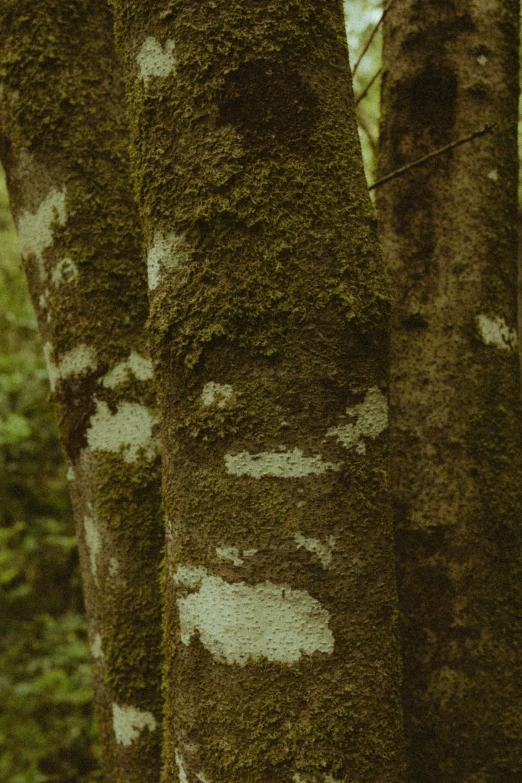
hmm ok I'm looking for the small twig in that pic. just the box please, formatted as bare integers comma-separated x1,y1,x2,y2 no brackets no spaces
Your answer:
357,113,378,152
368,124,495,191
355,66,382,106
352,0,393,78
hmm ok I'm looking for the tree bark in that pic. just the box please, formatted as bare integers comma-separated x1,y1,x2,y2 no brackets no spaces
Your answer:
111,1,405,781
378,0,522,780
0,3,163,780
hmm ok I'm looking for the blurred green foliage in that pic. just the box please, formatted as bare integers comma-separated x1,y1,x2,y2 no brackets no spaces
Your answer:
0,167,100,782
344,0,383,185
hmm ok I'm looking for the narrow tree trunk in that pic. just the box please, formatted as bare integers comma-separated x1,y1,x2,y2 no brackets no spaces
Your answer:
111,2,405,781
518,214,522,391
378,1,522,780
0,3,163,780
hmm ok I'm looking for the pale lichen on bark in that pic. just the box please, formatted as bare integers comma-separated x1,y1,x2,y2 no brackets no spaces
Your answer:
112,1,405,781
0,2,164,780
379,0,522,778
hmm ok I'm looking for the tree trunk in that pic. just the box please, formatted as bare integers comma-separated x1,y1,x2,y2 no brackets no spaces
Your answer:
111,2,405,781
0,3,163,780
378,1,522,780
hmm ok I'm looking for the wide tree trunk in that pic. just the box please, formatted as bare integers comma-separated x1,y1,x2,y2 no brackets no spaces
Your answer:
378,1,522,780
111,1,405,781
0,2,163,780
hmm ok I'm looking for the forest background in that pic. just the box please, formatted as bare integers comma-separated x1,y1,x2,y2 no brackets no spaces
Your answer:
0,0,520,781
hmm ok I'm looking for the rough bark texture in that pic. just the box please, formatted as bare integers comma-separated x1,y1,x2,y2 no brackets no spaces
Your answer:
378,1,522,780
518,216,522,392
111,2,405,782
0,3,164,780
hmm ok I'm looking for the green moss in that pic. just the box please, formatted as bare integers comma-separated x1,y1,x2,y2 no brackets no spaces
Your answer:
110,0,389,378
109,1,403,780
0,0,148,365
0,3,165,780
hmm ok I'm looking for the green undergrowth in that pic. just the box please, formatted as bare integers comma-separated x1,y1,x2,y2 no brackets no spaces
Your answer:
0,166,100,782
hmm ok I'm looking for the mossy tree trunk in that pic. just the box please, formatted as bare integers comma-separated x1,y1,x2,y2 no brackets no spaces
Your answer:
0,2,164,780
111,1,405,781
378,1,522,780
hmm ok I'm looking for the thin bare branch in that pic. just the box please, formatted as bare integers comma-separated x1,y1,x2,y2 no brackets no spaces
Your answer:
368,124,495,191
352,0,393,78
355,66,382,106
357,113,378,152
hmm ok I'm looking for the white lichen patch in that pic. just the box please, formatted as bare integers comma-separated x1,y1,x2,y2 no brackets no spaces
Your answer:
201,381,234,408
42,343,97,390
177,574,334,665
38,287,51,323
165,514,181,547
294,534,336,568
175,750,189,783
477,54,488,65
101,351,154,389
51,256,78,286
17,188,67,280
86,400,158,462
176,750,210,783
215,547,258,566
83,514,101,584
90,632,103,660
487,168,499,182
43,342,60,392
225,448,339,479
476,313,518,351
147,230,191,290
112,703,157,747
173,565,209,589
216,547,244,566
326,386,388,455
66,466,75,481
137,36,176,85
59,344,97,381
